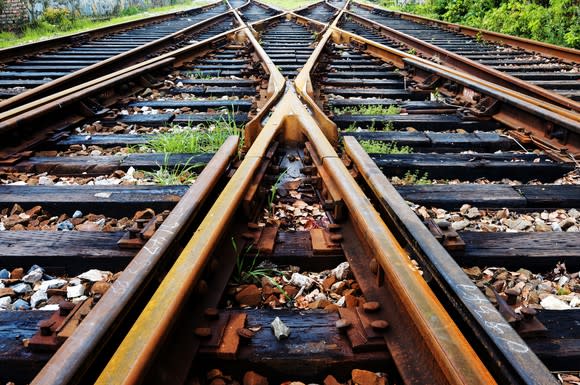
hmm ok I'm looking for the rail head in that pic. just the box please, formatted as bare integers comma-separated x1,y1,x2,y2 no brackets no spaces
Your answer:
340,8,580,113
349,0,580,64
329,26,580,161
342,136,560,385
0,0,223,62
30,136,240,385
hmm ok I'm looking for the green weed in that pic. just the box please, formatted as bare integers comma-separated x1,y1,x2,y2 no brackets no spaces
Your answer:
233,244,291,301
402,170,431,185
143,155,202,185
187,70,217,79
333,104,401,115
359,141,413,154
145,115,242,154
268,169,288,212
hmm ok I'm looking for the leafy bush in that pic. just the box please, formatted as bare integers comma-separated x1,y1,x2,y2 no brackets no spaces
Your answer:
394,0,579,48
40,7,74,30
120,6,144,17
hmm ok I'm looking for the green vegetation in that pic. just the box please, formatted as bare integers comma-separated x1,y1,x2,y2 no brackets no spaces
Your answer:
187,71,217,79
262,0,317,10
343,120,394,132
0,1,210,49
377,0,579,48
144,116,242,154
359,140,412,154
401,170,431,185
333,104,401,115
144,156,201,185
232,241,291,301
268,169,288,212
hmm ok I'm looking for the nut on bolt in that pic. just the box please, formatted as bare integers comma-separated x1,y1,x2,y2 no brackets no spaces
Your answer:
237,328,256,342
505,288,519,305
521,306,537,321
370,320,389,331
59,301,75,316
39,319,55,336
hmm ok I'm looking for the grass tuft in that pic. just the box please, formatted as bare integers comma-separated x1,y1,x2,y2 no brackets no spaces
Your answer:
333,105,401,115
145,115,242,154
402,170,431,185
143,155,202,185
359,140,413,154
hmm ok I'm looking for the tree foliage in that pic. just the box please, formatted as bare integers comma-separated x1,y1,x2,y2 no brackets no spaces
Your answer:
393,0,579,48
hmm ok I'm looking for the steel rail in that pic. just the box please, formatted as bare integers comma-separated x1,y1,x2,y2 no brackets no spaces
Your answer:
292,90,497,385
290,7,333,30
229,6,286,145
341,9,580,113
329,28,580,160
0,10,236,113
351,1,580,64
0,0,222,62
294,0,348,145
227,0,250,9
343,136,559,385
94,90,286,385
0,25,245,131
30,135,240,385
330,27,580,124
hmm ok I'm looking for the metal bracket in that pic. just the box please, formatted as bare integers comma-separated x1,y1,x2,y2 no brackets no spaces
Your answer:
117,210,169,249
29,299,93,352
425,219,465,251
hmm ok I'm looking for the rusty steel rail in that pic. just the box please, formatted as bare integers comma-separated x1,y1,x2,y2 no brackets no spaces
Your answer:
94,90,286,385
343,137,559,385
229,7,286,146
294,0,349,145
95,89,496,385
0,0,222,63
351,1,580,64
0,25,244,133
341,8,580,113
30,136,240,385
0,9,236,113
287,91,496,385
329,27,580,161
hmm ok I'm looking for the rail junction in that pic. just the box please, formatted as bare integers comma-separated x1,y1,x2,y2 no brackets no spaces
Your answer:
0,1,578,384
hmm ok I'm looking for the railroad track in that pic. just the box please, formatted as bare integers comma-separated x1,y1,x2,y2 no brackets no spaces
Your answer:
0,1,578,385
341,2,580,113
0,1,236,112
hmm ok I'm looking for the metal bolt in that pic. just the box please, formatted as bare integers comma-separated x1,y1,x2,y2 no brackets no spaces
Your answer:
194,327,212,338
369,258,379,275
521,306,537,321
237,328,256,341
329,234,343,242
328,223,342,232
370,320,389,330
363,301,380,312
335,319,351,330
505,288,519,305
59,301,75,316
39,319,55,336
